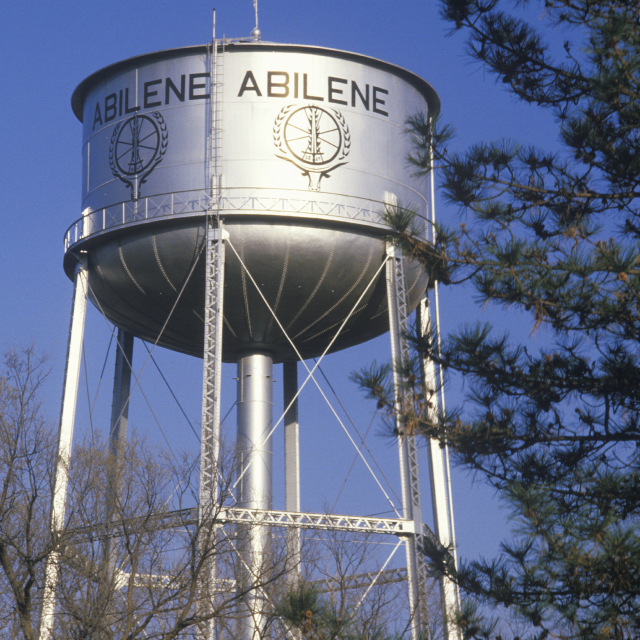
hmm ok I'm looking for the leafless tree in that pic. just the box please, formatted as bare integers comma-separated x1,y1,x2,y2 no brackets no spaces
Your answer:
0,345,55,640
0,345,291,640
275,527,444,640
51,435,291,640
0,345,438,640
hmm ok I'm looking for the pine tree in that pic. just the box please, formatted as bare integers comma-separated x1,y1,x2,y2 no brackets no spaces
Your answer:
357,1,640,638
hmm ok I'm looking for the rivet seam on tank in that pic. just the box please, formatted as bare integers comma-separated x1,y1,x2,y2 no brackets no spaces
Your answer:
152,234,177,292
239,227,253,340
406,263,428,298
191,307,205,324
301,302,369,343
118,244,146,294
285,234,337,331
190,224,208,314
192,224,204,260
293,241,375,340
273,105,351,192
95,263,106,282
369,306,388,321
223,315,238,339
265,228,291,340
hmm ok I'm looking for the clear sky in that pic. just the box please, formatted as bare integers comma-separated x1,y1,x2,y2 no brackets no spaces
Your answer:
0,0,561,570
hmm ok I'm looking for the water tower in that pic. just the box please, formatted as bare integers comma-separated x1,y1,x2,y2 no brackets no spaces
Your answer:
41,15,459,640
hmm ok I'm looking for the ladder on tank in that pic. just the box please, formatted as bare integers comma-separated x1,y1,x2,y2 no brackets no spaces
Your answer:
209,27,224,212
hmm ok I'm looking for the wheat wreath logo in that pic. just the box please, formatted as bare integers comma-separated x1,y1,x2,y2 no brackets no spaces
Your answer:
274,105,350,191
109,112,168,200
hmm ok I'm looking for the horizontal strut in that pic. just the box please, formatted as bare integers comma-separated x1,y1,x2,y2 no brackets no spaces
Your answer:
66,508,453,562
113,567,409,593
68,507,416,538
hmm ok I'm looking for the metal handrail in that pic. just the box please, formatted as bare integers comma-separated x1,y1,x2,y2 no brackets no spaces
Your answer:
64,188,431,252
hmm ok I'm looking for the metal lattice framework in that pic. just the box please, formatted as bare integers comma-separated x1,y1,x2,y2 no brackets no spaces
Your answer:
196,32,226,640
199,130,225,519
67,507,422,540
314,567,409,594
386,242,432,639
113,567,409,597
220,508,415,535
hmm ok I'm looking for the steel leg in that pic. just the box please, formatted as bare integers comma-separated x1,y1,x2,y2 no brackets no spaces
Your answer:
419,297,461,640
386,244,431,640
197,220,226,640
40,259,89,640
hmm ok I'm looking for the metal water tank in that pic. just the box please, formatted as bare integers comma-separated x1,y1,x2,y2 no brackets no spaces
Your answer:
65,42,439,362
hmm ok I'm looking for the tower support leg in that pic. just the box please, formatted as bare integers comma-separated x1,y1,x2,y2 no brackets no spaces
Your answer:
283,360,301,583
197,219,226,640
237,352,274,640
104,329,134,577
419,297,461,640
40,258,89,640
386,244,431,640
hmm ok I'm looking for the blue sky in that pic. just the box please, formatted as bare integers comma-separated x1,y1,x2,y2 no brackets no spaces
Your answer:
1,0,562,568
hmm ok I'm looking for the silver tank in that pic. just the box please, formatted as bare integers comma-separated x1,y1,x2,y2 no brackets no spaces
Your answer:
65,42,439,362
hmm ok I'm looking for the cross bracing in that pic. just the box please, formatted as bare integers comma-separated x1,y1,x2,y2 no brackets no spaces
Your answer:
68,507,421,539
314,567,409,593
220,508,415,535
113,567,409,594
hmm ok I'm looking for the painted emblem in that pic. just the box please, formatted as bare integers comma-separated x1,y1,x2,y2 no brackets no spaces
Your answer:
274,105,350,191
109,112,168,200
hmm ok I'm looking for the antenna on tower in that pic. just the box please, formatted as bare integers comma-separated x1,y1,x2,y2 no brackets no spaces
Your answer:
251,0,261,41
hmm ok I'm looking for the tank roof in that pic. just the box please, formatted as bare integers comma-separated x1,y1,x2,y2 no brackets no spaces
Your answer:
71,42,440,121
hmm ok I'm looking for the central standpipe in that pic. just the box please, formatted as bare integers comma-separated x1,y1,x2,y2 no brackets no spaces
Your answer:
236,353,274,640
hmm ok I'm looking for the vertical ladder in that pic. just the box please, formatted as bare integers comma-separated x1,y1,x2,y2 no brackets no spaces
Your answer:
209,28,224,211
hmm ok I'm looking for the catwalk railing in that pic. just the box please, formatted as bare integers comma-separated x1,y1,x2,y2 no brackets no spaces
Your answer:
64,188,432,251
